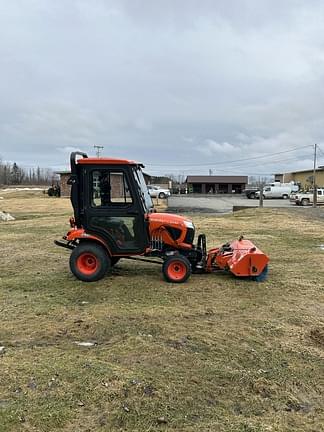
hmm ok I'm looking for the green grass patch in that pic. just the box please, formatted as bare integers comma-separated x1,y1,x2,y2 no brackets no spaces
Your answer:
0,201,324,431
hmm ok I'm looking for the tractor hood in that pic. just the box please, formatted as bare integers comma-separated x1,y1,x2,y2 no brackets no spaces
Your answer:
147,212,194,229
147,212,195,249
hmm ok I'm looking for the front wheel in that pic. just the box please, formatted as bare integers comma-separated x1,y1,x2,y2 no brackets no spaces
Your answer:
162,255,191,283
301,198,309,206
70,242,110,282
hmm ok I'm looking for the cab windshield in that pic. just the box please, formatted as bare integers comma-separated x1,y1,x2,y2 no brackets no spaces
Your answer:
133,167,153,212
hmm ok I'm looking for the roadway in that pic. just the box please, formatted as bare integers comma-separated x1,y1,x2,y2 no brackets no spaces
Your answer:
167,194,297,214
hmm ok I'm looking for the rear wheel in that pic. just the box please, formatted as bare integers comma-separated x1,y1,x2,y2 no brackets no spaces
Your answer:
70,242,110,282
249,192,255,199
162,255,191,283
111,257,121,266
159,192,166,199
282,194,289,199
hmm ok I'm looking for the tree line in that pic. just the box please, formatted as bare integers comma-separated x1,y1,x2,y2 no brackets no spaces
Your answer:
0,159,55,186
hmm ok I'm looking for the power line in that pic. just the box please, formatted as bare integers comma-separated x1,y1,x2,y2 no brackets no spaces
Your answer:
316,145,324,158
146,144,312,167
148,151,314,175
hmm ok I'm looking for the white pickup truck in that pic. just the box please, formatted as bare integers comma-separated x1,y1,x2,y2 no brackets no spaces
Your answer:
294,188,324,206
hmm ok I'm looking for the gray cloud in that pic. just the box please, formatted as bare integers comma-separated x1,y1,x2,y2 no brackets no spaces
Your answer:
0,0,324,175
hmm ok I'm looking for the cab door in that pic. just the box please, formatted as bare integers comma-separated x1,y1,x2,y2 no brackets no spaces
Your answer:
83,166,149,255
317,189,324,204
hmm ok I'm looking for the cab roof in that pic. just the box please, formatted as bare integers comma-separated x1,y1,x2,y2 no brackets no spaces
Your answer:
78,157,142,166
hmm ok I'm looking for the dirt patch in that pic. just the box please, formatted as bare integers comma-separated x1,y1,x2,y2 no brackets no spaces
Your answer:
309,327,324,346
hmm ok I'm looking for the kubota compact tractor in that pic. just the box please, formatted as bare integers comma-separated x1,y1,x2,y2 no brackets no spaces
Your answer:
55,152,269,283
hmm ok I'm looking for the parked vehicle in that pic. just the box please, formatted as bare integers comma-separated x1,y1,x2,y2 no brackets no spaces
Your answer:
47,184,61,197
294,188,324,206
255,182,299,199
147,185,171,199
289,192,298,203
244,187,259,199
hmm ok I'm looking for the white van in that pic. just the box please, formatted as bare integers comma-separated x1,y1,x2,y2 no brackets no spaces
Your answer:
255,182,299,199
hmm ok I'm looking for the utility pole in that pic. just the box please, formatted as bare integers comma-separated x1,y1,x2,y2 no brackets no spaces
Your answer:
259,177,264,208
313,143,317,208
94,145,104,158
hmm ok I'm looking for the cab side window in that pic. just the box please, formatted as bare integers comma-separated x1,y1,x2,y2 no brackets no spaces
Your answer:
91,170,133,207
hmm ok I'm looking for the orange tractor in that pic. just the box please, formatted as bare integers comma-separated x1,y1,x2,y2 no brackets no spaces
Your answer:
55,152,269,283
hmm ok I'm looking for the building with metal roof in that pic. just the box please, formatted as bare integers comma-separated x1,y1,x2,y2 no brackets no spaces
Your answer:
186,175,248,194
274,167,324,189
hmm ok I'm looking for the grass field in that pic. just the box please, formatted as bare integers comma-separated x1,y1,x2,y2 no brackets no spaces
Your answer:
0,194,324,431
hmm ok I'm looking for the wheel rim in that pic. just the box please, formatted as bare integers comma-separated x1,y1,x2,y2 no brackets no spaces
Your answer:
167,261,187,281
76,252,99,275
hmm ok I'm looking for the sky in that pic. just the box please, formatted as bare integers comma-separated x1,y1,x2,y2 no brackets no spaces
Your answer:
1,0,324,177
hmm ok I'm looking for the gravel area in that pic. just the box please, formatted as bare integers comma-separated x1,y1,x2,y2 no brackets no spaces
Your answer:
167,194,312,214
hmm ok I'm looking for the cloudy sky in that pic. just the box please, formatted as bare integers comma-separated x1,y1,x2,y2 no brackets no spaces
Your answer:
1,0,324,176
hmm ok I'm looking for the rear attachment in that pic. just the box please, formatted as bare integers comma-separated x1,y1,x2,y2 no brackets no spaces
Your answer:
206,236,269,281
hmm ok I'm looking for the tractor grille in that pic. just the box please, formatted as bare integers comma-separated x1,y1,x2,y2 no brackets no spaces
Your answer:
184,227,195,244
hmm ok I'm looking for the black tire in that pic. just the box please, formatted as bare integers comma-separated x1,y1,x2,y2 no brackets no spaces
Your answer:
282,194,289,199
111,257,120,266
70,242,110,282
162,255,191,283
301,198,309,206
249,192,255,199
158,192,166,199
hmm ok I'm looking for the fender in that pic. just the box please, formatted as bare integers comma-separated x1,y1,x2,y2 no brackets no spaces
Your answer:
66,228,112,255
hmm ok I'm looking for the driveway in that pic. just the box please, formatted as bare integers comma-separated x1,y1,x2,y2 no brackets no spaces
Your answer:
167,194,295,213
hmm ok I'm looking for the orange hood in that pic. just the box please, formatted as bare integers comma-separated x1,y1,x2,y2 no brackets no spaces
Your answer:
147,212,193,226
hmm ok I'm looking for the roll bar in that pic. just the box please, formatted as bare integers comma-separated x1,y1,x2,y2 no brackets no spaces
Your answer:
68,152,88,227
70,151,88,176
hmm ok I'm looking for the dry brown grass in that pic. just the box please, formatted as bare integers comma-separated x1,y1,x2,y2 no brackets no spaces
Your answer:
0,197,323,431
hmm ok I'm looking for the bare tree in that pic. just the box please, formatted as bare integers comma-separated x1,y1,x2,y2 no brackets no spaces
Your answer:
0,157,54,186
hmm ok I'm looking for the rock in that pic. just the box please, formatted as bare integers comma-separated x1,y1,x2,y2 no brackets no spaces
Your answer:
143,385,155,396
123,405,130,412
157,417,168,424
0,346,5,355
0,211,15,221
74,341,96,347
27,379,37,390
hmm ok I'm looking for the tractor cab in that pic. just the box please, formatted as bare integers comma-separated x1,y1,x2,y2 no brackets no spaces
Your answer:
68,151,153,256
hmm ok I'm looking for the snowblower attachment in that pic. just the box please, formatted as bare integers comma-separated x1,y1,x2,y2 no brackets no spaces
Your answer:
205,237,269,282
